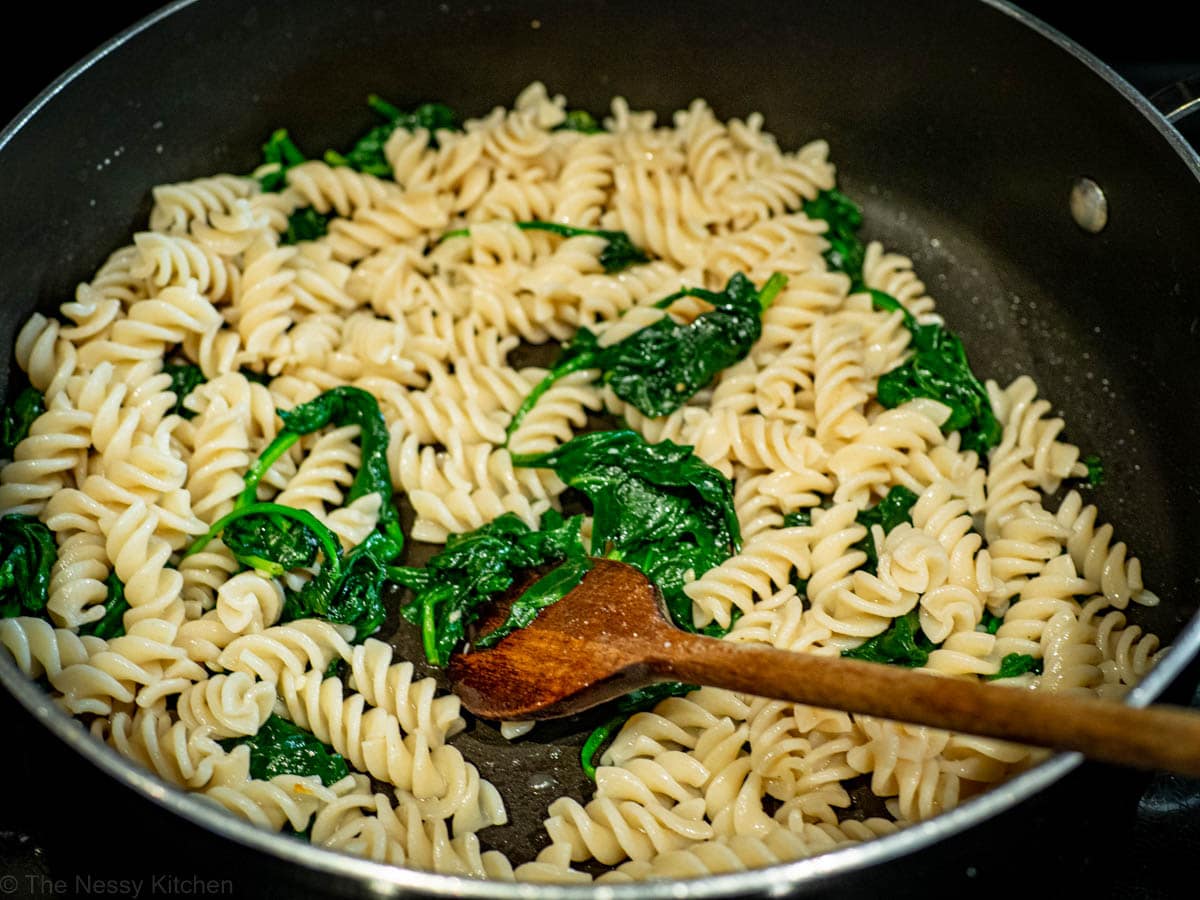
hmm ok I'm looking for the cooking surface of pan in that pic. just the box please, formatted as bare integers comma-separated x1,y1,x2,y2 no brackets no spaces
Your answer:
2,2,1200,897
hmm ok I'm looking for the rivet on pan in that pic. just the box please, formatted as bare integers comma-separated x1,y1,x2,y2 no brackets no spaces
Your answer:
1070,177,1108,233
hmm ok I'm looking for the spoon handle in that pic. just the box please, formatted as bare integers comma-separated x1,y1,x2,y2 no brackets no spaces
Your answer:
653,632,1200,776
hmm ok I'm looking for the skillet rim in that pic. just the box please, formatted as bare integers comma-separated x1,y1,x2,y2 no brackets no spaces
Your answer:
1,0,1199,896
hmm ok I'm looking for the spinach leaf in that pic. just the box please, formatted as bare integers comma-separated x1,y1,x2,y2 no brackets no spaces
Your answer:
190,502,341,579
783,508,815,600
285,529,394,642
474,554,593,650
163,364,205,419
580,682,698,780
283,207,332,245
79,574,130,640
556,110,604,134
0,514,56,619
239,366,273,387
220,714,349,786
509,272,786,431
192,501,392,644
802,189,866,279
239,386,404,556
325,96,460,177
841,610,937,668
979,609,1004,635
985,653,1044,681
1082,453,1104,487
853,486,919,576
221,506,327,577
184,387,403,644
513,430,739,633
389,509,587,666
442,221,649,274
258,129,307,192
869,297,1002,454
0,386,44,459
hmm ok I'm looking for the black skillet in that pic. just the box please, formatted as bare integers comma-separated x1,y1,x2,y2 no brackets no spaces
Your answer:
1,2,1199,898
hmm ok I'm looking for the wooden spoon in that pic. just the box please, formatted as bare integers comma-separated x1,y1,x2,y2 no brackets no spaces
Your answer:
448,558,1200,776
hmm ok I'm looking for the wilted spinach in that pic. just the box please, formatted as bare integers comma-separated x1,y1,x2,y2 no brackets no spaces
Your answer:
869,291,1001,454
0,386,44,459
324,95,460,177
985,653,1044,681
556,110,604,134
78,574,130,640
283,207,333,245
390,510,587,667
163,363,205,419
841,610,937,668
509,272,786,432
289,529,402,642
854,485,919,576
513,430,740,634
239,386,404,555
186,387,404,642
802,189,866,278
258,129,307,192
220,714,349,785
0,514,56,619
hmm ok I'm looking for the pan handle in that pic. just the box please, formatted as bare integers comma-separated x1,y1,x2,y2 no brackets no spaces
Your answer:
1148,74,1200,124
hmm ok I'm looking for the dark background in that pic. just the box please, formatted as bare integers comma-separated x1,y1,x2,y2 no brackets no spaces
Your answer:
1,2,1198,899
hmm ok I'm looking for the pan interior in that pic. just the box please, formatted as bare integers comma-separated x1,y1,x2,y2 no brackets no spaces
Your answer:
2,0,1199,893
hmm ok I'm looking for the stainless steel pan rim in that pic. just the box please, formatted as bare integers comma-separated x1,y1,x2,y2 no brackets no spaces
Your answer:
3,0,1199,896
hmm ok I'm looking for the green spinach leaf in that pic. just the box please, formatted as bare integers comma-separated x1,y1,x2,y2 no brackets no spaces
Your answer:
841,610,937,668
221,506,326,577
870,308,1002,454
513,430,739,633
802,190,1001,455
285,529,394,642
258,129,307,192
473,554,593,650
389,510,587,667
163,364,205,419
0,386,44,459
79,574,130,640
802,189,866,279
239,386,403,556
220,714,349,786
979,609,1004,635
283,207,332,245
324,96,460,177
556,110,604,134
985,652,1044,680
0,514,56,619
853,486,919,576
509,271,785,430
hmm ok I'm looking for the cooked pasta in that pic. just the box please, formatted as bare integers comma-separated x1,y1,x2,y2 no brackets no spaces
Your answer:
0,82,1168,886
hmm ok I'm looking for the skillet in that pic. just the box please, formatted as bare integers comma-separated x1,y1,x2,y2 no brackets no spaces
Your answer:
2,1,1200,896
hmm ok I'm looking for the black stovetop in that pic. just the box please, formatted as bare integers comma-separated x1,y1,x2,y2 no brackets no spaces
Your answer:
1,4,1198,899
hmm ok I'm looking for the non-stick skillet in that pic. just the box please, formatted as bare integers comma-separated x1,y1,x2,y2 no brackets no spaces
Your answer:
2,1,1199,898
